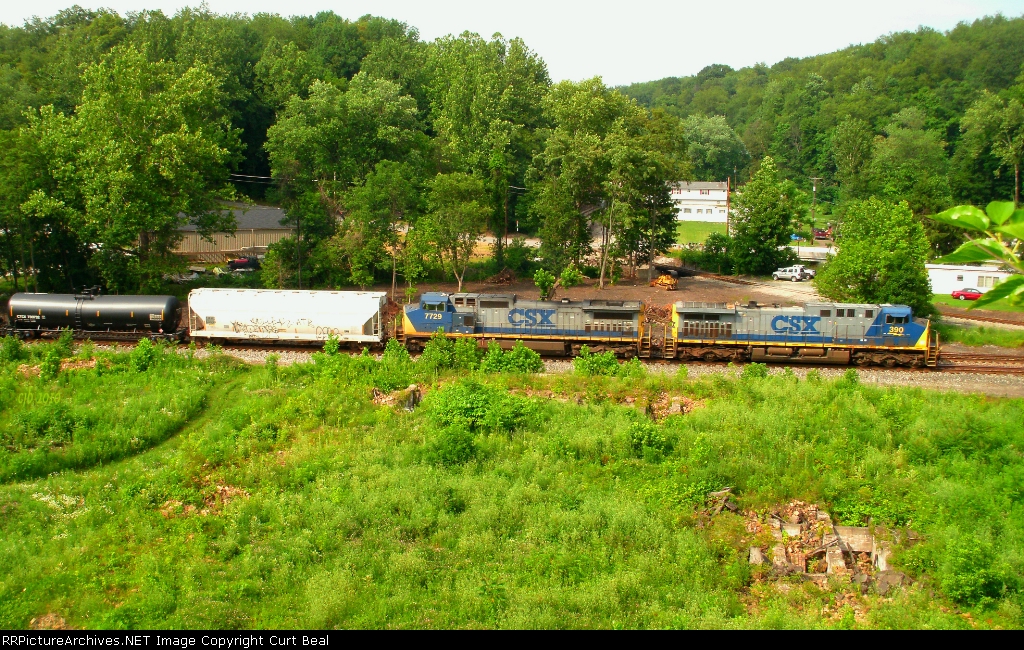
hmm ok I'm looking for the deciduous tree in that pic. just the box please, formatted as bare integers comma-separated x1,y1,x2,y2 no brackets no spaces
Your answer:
730,156,799,275
815,198,934,316
420,172,489,292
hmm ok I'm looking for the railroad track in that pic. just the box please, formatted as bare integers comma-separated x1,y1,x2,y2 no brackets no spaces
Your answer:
937,309,1024,327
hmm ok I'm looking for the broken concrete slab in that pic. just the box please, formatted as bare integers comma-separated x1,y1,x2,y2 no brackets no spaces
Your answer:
782,522,802,538
874,570,906,596
873,539,892,571
772,544,789,572
834,525,874,553
749,547,764,565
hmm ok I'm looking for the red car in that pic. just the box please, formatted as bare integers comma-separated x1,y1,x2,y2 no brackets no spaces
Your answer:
951,288,983,301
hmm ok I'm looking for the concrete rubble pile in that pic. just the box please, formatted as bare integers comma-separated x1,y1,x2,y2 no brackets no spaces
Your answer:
745,500,908,595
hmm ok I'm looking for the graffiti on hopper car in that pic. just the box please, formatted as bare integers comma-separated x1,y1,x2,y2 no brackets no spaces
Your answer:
232,317,292,335
315,326,342,339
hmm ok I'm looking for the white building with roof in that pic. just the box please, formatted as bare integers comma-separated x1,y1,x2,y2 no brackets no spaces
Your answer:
671,181,730,223
926,263,1016,294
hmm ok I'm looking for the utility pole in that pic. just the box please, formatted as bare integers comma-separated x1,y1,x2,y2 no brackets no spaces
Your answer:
809,177,823,245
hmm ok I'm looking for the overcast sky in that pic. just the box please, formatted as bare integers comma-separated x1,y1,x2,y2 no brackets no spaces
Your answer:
3,1,1023,86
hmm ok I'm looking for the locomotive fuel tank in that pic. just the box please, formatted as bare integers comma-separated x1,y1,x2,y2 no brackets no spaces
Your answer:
7,293,182,334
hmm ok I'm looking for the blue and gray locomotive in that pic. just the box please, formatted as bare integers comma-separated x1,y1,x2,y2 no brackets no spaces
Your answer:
401,292,645,356
669,301,938,367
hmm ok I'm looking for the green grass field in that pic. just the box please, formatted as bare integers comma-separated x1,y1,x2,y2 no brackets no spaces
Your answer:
1,336,1022,629
932,293,1024,314
676,221,728,245
934,322,1024,348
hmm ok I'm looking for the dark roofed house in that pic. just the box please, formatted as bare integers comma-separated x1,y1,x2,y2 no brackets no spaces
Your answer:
175,202,294,262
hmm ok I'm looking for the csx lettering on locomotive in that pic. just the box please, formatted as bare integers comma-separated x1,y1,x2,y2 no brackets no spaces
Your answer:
507,308,556,326
770,315,821,333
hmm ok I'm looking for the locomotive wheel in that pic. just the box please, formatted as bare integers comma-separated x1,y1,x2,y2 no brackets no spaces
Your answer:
702,351,717,361
882,357,898,367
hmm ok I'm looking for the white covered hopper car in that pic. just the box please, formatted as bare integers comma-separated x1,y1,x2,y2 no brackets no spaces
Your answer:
188,289,388,343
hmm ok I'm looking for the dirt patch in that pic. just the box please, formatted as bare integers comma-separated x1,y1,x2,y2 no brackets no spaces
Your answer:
17,364,39,378
30,613,70,630
159,484,250,518
60,358,97,372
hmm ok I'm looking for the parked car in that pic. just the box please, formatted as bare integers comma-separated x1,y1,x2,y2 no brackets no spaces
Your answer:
793,264,816,279
772,266,811,282
227,256,261,271
813,227,833,240
951,288,983,301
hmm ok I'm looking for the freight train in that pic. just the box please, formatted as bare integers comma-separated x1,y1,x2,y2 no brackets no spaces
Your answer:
3,289,940,367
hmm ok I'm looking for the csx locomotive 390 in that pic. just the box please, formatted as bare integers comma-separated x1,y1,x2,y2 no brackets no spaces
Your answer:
5,289,940,367
668,301,938,367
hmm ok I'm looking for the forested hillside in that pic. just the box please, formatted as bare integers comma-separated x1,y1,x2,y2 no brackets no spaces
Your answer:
621,15,1024,211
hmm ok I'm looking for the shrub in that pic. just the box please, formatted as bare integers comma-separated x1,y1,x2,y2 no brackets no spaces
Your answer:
427,380,534,434
740,362,768,379
322,334,341,356
428,427,478,466
479,341,544,374
55,329,74,358
129,338,157,372
836,368,860,388
559,264,584,288
39,347,63,380
374,338,414,391
504,238,536,274
573,345,620,376
6,403,80,450
629,420,673,461
619,357,646,378
534,268,556,300
0,336,25,363
940,535,1007,606
420,331,479,373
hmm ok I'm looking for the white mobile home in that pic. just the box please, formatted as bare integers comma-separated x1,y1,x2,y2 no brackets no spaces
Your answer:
926,263,1015,294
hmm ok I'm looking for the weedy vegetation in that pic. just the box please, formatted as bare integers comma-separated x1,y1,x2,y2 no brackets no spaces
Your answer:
0,335,1022,629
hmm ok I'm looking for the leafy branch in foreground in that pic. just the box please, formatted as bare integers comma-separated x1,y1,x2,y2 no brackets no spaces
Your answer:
930,201,1024,307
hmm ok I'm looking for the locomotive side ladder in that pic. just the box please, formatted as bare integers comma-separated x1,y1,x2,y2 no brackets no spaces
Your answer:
663,324,677,359
638,320,652,358
925,327,939,367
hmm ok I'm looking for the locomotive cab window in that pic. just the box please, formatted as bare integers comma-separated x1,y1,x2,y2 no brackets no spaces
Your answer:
423,303,445,311
885,315,909,325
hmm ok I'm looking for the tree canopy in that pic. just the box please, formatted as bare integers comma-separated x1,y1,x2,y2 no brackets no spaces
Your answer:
0,7,1022,295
